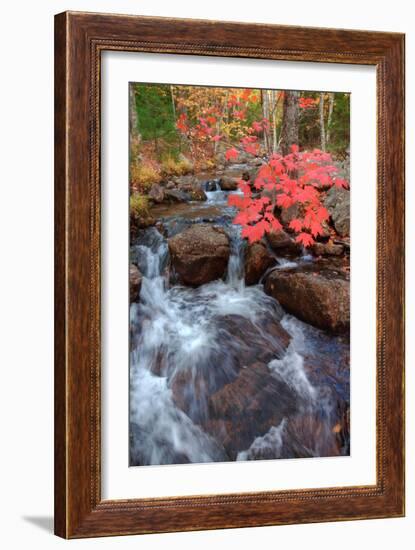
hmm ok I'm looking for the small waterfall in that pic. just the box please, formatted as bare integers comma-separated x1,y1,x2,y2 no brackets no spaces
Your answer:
226,225,245,289
268,317,316,402
204,179,232,205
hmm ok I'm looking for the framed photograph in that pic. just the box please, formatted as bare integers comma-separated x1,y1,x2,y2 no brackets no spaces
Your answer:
54,11,405,538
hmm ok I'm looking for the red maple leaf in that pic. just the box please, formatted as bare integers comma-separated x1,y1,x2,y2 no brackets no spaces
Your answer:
254,165,276,190
237,180,252,197
284,158,297,171
228,194,251,209
296,232,315,247
264,213,283,232
225,148,239,161
315,206,329,222
295,186,318,204
252,121,263,133
244,143,259,155
334,178,349,189
276,193,294,209
242,220,270,243
309,220,323,237
269,158,285,175
289,218,303,232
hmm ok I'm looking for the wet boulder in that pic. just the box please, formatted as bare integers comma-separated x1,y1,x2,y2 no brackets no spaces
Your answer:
129,264,142,302
244,241,275,285
324,187,350,237
265,264,350,333
168,224,230,286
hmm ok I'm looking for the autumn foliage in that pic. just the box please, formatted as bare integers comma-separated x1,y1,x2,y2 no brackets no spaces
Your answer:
175,90,349,247
227,145,348,246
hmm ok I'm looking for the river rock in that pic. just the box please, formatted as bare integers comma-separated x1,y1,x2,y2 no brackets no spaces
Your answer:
313,241,344,257
324,187,350,237
244,242,275,285
189,185,207,201
265,265,350,333
164,189,191,203
207,362,298,458
136,216,156,229
222,165,245,179
168,224,230,286
220,176,239,191
129,264,142,302
215,313,290,366
266,229,301,255
148,183,165,203
174,174,195,188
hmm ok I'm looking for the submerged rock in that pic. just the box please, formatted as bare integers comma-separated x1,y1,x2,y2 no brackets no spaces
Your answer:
244,242,275,285
265,265,350,333
168,224,230,286
207,362,298,458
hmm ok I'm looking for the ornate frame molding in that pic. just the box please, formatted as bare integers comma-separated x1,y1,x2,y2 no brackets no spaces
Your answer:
55,11,404,538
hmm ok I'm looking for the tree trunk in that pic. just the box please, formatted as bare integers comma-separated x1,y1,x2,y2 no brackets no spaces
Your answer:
319,93,326,152
261,89,270,155
326,93,335,147
271,90,278,152
280,91,299,156
129,84,139,144
170,85,176,121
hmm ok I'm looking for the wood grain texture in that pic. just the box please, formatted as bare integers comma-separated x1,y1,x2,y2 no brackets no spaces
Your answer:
54,11,405,539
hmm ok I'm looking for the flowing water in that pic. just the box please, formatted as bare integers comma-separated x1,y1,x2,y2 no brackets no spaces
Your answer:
129,180,350,466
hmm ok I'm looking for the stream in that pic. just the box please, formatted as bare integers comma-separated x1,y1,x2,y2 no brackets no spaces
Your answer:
129,179,350,466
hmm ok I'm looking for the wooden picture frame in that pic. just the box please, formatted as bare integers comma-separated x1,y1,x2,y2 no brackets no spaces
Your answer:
54,11,405,538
